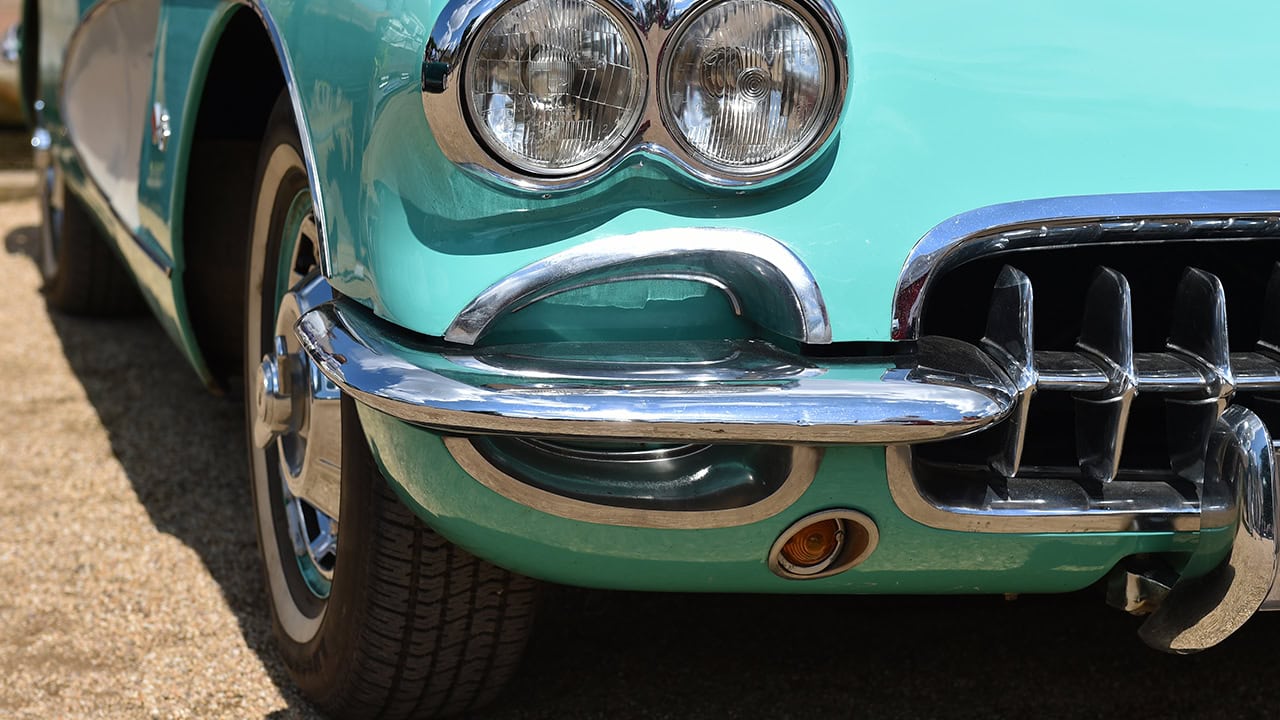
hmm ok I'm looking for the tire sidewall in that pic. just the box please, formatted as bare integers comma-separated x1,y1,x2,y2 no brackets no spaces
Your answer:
244,97,374,702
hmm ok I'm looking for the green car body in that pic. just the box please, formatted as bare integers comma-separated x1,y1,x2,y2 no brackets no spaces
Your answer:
23,0,1280,695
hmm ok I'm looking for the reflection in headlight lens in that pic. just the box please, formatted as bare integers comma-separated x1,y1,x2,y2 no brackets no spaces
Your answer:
664,0,831,173
466,0,646,175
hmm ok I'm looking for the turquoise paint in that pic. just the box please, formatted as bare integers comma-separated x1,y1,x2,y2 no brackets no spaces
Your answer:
26,0,1245,593
137,1,241,386
31,0,241,386
359,406,1210,593
263,0,1280,343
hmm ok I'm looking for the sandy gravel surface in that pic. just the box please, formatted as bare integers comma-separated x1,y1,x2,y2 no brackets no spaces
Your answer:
0,199,321,718
4,180,1280,719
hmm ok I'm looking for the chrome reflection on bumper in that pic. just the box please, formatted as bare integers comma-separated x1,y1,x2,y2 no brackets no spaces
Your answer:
444,228,833,346
1138,405,1280,653
295,299,1014,445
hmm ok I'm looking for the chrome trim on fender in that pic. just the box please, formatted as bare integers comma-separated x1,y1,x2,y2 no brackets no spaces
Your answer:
893,190,1280,340
444,228,831,345
297,299,1015,445
421,0,849,192
240,0,334,276
445,439,821,529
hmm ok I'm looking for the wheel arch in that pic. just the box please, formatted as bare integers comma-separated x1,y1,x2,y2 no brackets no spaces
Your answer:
180,4,291,386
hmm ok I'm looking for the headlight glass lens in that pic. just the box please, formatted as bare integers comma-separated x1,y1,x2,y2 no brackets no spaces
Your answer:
465,0,646,175
664,0,832,173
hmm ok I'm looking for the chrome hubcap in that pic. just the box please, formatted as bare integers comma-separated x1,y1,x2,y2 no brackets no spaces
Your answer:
37,141,62,284
253,208,341,598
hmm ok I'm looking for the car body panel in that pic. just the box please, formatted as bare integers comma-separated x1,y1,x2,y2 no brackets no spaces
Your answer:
267,0,1280,343
35,0,1280,358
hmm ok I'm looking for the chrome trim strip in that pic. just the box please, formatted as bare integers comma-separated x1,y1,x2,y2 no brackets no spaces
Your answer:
1034,350,1280,394
297,299,1015,445
893,190,1280,340
1138,405,1279,652
241,0,333,276
421,0,849,192
444,228,832,345
445,439,821,529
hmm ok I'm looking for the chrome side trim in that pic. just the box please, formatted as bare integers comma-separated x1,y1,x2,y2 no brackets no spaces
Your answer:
240,0,333,276
297,299,1015,445
445,439,821,529
893,190,1280,340
444,228,832,345
1138,405,1279,653
421,0,848,192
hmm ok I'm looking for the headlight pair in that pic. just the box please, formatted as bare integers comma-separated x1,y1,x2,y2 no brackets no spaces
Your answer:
423,0,846,190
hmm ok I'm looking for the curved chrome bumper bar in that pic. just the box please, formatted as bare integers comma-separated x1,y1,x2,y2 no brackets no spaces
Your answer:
1136,406,1280,652
295,300,1014,445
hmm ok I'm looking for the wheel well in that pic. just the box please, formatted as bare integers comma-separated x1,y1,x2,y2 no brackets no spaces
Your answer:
183,8,286,387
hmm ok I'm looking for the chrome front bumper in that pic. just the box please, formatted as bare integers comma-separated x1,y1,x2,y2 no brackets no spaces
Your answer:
293,190,1280,652
296,299,1015,445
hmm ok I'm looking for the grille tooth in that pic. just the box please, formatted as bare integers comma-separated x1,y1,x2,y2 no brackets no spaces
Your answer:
981,266,1036,476
1073,267,1137,483
1258,262,1280,357
1165,268,1236,483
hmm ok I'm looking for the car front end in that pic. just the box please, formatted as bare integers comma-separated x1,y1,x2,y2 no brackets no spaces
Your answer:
269,0,1280,653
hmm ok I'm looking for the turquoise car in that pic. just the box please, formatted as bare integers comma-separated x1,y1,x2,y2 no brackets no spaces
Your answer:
24,0,1280,715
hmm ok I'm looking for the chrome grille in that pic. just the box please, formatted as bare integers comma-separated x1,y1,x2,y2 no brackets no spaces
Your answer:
909,241,1280,531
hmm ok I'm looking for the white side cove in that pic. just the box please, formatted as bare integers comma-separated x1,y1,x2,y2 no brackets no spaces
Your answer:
61,0,162,232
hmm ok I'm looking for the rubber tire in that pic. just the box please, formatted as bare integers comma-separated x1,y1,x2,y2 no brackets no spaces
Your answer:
39,166,143,315
246,95,538,720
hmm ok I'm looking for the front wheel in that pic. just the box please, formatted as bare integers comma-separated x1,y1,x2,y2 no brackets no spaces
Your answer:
245,95,538,719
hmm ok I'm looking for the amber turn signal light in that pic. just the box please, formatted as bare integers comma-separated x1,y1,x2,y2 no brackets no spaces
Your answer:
769,510,879,580
780,518,844,570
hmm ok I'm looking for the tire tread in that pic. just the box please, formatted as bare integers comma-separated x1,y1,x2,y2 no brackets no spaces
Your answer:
43,186,143,315
321,454,537,720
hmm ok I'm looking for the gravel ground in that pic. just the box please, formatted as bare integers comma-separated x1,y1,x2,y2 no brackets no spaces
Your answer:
0,197,320,718
4,174,1280,718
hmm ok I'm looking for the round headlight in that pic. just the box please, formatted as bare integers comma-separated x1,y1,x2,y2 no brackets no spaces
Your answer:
465,0,646,175
662,0,837,176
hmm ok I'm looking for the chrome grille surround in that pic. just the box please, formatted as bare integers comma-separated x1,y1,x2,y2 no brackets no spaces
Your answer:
889,191,1280,535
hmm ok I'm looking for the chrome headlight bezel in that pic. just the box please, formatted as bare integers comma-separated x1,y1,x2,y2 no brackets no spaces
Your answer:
422,0,849,192
658,0,843,179
460,0,650,177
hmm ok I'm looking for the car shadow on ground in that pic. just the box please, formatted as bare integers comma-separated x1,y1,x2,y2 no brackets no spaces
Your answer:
8,222,1280,719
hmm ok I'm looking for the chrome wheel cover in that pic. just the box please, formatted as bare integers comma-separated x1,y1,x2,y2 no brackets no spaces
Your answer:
248,141,340,641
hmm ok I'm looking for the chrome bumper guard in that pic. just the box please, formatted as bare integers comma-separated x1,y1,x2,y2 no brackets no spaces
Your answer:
295,299,1015,445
